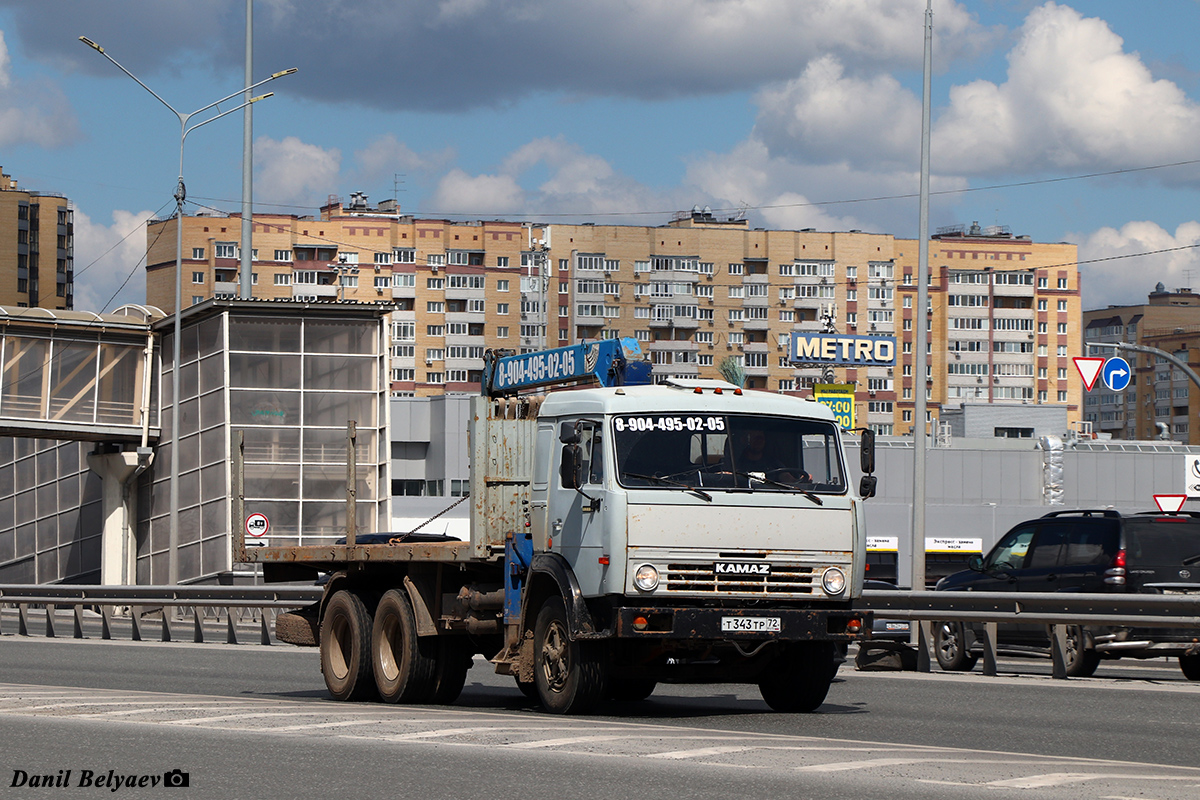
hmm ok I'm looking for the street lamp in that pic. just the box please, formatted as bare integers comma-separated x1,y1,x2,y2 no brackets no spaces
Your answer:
79,36,296,584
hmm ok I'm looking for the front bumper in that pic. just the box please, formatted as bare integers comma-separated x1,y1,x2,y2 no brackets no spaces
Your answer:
613,605,869,641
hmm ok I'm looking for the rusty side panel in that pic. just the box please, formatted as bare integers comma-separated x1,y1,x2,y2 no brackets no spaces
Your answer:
468,395,539,560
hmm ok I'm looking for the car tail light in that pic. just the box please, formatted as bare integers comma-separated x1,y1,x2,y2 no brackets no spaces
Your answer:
1105,548,1127,585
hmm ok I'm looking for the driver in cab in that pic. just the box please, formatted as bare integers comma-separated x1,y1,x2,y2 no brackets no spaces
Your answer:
738,429,811,486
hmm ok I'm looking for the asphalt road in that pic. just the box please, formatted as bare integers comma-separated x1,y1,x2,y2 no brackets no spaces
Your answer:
1,636,1198,799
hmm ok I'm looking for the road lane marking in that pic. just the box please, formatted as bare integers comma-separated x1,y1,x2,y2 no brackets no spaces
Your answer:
648,746,757,759
798,757,935,772
506,735,629,749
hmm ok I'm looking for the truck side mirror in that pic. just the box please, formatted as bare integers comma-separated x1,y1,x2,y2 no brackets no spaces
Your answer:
858,474,877,499
860,428,876,474
560,444,583,490
967,554,984,572
559,421,581,444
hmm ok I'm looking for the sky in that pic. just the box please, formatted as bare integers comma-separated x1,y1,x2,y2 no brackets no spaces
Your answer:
3,0,1200,314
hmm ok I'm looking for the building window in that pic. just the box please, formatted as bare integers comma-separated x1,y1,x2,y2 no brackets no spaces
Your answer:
275,249,292,262
497,303,509,315
215,243,236,259
497,279,510,292
192,272,204,284
728,263,744,275
1057,390,1068,402
192,247,205,259
496,326,509,338
394,249,416,264
427,301,444,313
191,296,204,305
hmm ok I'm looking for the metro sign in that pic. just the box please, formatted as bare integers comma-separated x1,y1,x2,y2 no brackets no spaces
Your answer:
1072,357,1106,392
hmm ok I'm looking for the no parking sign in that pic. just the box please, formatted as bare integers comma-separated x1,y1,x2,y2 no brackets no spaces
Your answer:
245,513,270,546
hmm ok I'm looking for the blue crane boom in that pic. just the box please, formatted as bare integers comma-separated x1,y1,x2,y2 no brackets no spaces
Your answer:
481,338,651,397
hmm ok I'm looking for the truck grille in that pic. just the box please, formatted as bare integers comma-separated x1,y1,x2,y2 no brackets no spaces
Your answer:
663,563,816,595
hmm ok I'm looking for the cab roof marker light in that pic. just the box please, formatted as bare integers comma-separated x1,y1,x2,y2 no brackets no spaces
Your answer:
694,387,703,394
714,388,723,394
734,388,743,395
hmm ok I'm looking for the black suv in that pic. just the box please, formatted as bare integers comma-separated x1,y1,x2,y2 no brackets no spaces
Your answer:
933,509,1200,679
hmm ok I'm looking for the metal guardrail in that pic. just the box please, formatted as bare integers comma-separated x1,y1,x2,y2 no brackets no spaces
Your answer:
0,584,321,646
858,590,1200,678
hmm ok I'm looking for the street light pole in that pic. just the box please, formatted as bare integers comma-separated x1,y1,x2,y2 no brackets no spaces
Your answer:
79,36,295,584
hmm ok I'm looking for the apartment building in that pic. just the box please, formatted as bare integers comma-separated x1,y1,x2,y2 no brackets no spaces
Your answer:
1083,284,1200,443
147,199,1079,434
0,168,74,310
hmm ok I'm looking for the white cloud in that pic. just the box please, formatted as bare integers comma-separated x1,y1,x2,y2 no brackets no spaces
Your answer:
0,27,79,148
355,135,455,183
934,2,1200,175
0,29,11,88
254,136,341,208
754,56,923,170
429,169,524,216
1073,221,1200,310
71,207,156,313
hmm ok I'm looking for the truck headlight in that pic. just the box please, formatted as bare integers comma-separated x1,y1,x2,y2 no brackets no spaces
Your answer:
821,567,846,596
633,564,660,592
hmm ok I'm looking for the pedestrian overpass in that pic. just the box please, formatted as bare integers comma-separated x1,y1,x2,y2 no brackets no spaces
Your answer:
0,305,162,444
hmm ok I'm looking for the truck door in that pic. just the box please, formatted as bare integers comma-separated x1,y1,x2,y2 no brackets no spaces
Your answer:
548,419,607,591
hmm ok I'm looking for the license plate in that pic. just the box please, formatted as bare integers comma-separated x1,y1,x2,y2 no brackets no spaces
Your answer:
885,622,910,631
720,616,781,633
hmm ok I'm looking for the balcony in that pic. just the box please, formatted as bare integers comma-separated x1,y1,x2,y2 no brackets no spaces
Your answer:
213,281,239,297
293,284,338,299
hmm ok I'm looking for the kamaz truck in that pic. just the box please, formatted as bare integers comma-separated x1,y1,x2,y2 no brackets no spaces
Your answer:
251,338,876,714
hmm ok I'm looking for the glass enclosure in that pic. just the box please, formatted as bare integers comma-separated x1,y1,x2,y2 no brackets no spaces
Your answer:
614,413,846,493
141,304,390,583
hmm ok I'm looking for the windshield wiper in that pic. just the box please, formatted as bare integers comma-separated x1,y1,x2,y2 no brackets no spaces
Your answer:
1183,552,1200,566
622,472,711,502
728,470,823,506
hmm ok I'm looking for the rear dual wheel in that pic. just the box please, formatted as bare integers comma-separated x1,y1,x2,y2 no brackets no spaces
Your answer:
320,590,377,702
372,589,438,703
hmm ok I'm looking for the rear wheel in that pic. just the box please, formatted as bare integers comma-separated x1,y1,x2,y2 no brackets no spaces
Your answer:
759,642,838,712
534,596,607,714
609,678,656,702
1180,653,1200,681
320,590,376,701
429,639,474,704
372,589,437,703
1063,626,1100,678
934,621,978,672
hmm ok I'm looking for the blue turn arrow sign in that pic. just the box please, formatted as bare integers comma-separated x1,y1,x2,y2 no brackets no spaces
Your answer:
1102,356,1131,392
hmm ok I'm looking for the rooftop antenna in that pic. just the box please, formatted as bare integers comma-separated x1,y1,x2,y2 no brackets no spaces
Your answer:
393,173,406,204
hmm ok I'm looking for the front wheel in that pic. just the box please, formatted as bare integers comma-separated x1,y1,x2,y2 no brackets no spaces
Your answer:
758,642,838,712
934,621,978,672
534,596,607,714
320,590,376,701
1180,653,1200,681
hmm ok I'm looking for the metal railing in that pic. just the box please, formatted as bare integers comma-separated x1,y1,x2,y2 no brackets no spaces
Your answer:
0,584,321,646
858,590,1200,678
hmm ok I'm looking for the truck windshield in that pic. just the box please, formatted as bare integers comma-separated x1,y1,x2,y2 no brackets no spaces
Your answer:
613,413,845,493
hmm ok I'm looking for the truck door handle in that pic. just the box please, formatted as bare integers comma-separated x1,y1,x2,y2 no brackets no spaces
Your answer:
1046,574,1057,581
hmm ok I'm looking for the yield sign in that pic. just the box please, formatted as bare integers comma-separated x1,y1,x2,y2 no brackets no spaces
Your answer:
1154,494,1187,514
1073,357,1106,392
